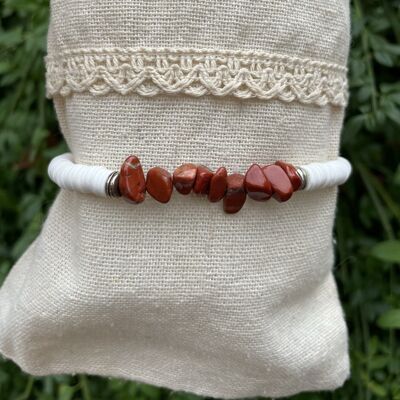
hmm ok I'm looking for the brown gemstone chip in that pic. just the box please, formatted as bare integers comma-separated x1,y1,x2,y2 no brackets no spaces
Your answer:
262,164,293,202
244,163,273,201
146,167,173,203
118,155,146,203
173,163,197,195
193,165,214,195
223,173,247,214
275,160,302,191
208,167,227,202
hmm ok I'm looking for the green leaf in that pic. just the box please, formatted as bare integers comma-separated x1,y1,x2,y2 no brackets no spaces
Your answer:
371,240,400,263
0,27,23,47
388,92,400,105
370,355,389,370
361,372,388,397
342,114,366,141
366,380,388,397
57,385,75,400
377,309,400,329
357,85,372,101
385,42,400,55
374,51,394,66
386,104,400,125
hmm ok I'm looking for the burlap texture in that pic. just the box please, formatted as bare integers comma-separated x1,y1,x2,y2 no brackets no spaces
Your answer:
0,1,351,398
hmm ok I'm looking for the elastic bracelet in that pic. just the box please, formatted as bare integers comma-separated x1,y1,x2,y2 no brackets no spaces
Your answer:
48,153,352,214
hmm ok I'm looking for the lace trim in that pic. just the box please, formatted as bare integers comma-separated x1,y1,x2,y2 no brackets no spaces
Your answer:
44,47,348,107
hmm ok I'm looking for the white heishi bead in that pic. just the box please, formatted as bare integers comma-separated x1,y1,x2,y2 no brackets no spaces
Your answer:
300,157,352,191
47,153,114,197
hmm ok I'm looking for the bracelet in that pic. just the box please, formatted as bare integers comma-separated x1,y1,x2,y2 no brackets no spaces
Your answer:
48,153,352,214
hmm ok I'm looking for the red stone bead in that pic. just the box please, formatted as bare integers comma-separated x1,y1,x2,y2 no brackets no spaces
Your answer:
193,165,214,194
262,164,293,202
223,173,247,213
173,163,197,195
244,163,273,201
275,160,302,191
208,167,227,202
118,155,146,204
146,167,173,203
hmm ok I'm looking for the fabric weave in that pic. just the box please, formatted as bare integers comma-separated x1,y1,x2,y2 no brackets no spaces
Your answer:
0,1,351,398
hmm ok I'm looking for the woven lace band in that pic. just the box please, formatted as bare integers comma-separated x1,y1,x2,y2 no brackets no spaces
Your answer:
48,153,352,214
44,47,348,107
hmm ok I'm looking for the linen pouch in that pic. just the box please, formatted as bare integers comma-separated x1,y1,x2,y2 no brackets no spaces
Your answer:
0,1,351,398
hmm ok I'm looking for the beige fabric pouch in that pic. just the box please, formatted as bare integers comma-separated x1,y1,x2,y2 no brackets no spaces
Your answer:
0,1,351,398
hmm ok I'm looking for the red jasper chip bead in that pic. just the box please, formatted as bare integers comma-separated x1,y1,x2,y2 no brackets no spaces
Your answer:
146,167,173,203
223,173,247,213
118,155,146,203
208,167,227,202
244,163,273,201
173,163,197,195
262,165,293,202
193,165,214,194
275,160,302,191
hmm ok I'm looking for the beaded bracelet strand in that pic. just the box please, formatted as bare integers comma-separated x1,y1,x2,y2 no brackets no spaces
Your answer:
48,153,352,214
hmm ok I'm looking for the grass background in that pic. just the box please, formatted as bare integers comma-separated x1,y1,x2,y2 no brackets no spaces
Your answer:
0,0,399,399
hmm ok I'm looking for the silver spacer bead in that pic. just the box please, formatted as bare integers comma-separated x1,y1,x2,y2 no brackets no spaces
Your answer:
294,166,308,190
105,171,121,197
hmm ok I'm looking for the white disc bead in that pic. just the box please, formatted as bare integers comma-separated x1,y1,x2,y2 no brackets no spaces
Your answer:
299,157,352,191
48,153,114,198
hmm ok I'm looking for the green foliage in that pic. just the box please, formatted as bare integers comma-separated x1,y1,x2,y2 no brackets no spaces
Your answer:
0,0,399,399
371,240,400,263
